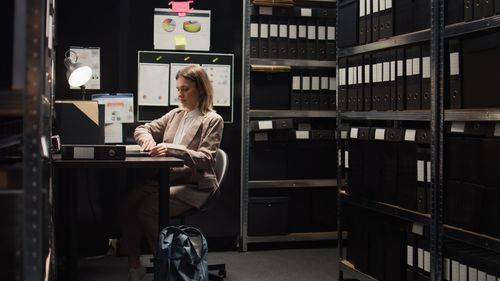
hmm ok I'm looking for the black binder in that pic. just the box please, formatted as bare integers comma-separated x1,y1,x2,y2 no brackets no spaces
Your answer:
326,19,336,60
317,19,327,60
394,0,414,35
250,19,259,58
291,74,302,110
366,0,373,43
371,52,383,110
338,58,348,111
363,54,373,111
258,17,269,58
387,49,397,111
464,0,474,21
448,39,462,108
338,0,359,47
496,0,500,14
319,74,330,110
414,0,430,31
288,19,299,59
307,19,318,60
329,76,337,110
372,0,380,41
278,19,289,59
268,18,280,58
381,52,391,111
310,73,321,110
396,48,406,110
347,57,358,111
356,61,365,111
482,0,494,18
359,0,367,44
446,0,464,25
421,44,431,110
379,0,393,39
297,18,308,59
406,45,422,110
301,73,311,110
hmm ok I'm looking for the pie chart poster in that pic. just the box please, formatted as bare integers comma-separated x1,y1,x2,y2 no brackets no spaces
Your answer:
153,8,211,51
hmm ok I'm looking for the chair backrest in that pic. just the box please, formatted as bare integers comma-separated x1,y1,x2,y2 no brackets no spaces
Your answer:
214,148,228,186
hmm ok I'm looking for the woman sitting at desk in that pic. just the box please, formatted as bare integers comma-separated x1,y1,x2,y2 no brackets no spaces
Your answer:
120,64,224,281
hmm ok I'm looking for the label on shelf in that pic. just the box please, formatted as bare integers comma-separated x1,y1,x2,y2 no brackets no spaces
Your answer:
321,77,329,90
452,260,460,281
341,131,347,139
307,26,316,40
344,151,349,168
494,123,500,137
251,23,258,38
405,129,417,141
365,65,370,82
279,24,287,38
412,222,424,235
372,0,379,13
260,24,269,38
412,58,420,75
298,25,307,38
292,76,301,90
426,161,431,183
406,58,413,76
451,122,465,133
386,0,393,9
390,61,396,81
360,0,365,17
289,25,297,39
477,271,486,281
383,62,390,82
397,60,404,77
258,121,273,130
417,160,425,182
270,24,278,37
374,128,385,140
312,76,320,90
327,26,335,40
459,264,467,281
450,52,460,76
407,245,414,266
295,131,310,139
469,268,478,281
418,248,424,270
300,8,312,17
423,57,431,79
259,6,273,15
302,76,311,90
444,258,451,281
318,26,326,40
424,250,430,272
350,128,359,139
329,77,337,90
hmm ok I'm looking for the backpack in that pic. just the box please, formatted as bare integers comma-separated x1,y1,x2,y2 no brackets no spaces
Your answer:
154,226,209,281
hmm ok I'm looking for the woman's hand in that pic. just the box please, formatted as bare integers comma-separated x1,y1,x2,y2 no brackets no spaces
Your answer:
140,139,156,152
149,143,168,157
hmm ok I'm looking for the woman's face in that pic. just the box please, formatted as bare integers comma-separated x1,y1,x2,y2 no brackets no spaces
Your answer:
176,76,200,111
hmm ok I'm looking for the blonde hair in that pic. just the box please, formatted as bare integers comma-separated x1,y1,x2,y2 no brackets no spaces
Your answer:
176,64,214,114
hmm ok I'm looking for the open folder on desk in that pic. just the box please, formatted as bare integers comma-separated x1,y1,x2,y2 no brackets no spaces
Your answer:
125,144,150,157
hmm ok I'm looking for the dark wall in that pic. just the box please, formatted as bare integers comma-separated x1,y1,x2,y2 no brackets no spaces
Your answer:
55,0,242,240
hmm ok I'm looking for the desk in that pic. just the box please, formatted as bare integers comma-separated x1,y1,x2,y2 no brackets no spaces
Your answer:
52,155,183,280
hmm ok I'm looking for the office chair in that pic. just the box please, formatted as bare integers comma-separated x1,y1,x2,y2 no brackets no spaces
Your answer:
174,148,229,281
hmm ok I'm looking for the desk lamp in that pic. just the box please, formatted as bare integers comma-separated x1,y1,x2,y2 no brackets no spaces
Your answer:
64,50,92,99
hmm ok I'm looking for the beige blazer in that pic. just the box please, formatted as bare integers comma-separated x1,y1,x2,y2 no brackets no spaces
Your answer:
134,108,224,208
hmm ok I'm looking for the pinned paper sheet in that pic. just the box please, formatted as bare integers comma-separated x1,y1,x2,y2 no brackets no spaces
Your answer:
175,35,186,49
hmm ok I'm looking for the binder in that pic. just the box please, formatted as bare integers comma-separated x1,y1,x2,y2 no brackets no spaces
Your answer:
381,54,391,111
448,39,462,108
464,0,474,21
268,18,280,58
357,62,365,111
363,54,373,111
317,19,327,60
297,18,308,59
379,0,393,39
416,150,428,213
394,0,414,35
474,0,482,19
397,135,418,210
326,19,336,60
278,19,289,59
396,48,406,110
338,58,348,111
319,73,330,110
359,0,367,44
372,53,384,110
307,19,318,60
338,0,359,47
301,73,312,110
421,44,431,110
288,19,299,59
372,0,380,41
366,0,373,43
329,76,337,110
388,50,397,110
250,70,291,110
347,62,357,111
496,0,500,14
446,0,464,25
406,45,422,110
291,74,302,110
414,0,430,31
259,17,270,58
481,0,494,20
250,19,260,58
310,73,321,109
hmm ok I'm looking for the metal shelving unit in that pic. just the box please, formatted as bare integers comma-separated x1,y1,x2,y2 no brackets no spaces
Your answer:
443,224,500,253
339,110,431,121
340,192,431,225
241,0,338,251
250,110,336,118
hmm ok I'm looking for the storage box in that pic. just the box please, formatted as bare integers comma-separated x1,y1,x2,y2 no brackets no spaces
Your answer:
248,197,288,236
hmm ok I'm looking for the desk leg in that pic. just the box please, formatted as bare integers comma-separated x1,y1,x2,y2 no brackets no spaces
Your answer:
158,169,170,231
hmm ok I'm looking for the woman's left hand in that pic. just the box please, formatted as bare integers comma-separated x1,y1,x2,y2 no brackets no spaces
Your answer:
149,143,168,157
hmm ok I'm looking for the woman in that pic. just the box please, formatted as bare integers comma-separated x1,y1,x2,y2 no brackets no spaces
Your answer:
120,64,224,281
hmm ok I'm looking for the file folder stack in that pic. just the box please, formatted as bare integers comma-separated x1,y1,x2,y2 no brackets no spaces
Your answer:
444,122,500,239
249,118,336,180
339,43,431,112
406,226,431,281
346,125,431,213
443,242,500,280
250,5,336,60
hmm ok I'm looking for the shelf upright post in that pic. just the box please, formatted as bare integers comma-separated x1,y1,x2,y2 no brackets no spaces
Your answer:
429,0,444,280
23,0,47,279
240,0,252,252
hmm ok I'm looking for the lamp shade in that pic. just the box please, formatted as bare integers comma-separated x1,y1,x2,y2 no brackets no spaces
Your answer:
64,57,92,87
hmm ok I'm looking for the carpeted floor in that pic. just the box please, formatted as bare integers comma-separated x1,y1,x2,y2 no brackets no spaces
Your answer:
78,248,342,281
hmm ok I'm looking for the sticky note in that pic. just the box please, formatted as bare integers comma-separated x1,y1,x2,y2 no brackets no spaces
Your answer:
175,35,186,49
